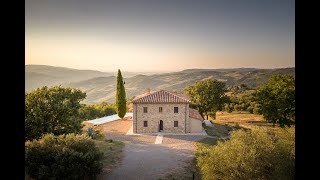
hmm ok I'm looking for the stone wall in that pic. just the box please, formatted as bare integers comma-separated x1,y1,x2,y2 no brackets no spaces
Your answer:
133,103,190,133
190,117,203,133
133,103,137,133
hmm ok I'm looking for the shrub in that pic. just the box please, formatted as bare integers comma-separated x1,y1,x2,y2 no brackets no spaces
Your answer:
87,127,97,139
94,129,105,140
240,103,246,111
197,127,295,180
225,104,233,113
25,133,104,180
253,104,262,115
234,104,241,112
247,106,254,114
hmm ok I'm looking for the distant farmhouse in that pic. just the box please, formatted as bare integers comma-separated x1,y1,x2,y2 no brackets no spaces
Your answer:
130,89,204,133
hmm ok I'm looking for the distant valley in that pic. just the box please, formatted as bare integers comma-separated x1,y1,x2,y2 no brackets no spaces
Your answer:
25,65,295,104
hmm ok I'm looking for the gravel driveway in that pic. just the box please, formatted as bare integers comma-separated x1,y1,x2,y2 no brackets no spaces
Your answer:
98,119,206,180
106,142,195,180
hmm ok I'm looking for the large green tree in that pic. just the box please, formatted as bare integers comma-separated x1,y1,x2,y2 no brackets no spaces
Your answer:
116,69,127,119
25,86,86,140
184,79,227,120
256,74,295,127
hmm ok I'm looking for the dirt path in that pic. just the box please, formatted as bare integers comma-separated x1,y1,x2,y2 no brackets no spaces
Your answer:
97,119,206,180
106,138,202,180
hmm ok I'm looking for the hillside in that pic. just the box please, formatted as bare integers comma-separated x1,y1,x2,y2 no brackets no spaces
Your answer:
25,65,157,91
181,68,258,73
63,67,294,104
25,65,294,104
25,65,114,91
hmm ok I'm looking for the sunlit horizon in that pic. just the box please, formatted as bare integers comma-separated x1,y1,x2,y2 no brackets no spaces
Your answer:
25,63,294,73
26,0,294,72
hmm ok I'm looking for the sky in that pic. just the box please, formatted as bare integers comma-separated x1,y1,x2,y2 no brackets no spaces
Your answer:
25,0,295,72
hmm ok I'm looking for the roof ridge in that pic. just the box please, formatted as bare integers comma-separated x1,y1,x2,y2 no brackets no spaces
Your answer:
131,90,161,103
132,89,190,103
165,90,190,102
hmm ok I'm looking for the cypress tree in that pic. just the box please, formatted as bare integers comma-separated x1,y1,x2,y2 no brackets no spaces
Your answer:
116,69,127,119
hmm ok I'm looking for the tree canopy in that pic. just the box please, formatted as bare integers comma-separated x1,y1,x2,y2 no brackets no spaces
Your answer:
79,102,116,121
256,74,295,127
184,79,227,119
116,69,127,119
25,86,86,140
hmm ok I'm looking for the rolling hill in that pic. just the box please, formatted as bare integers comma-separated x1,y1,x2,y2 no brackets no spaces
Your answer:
63,67,294,104
25,65,113,91
25,65,158,91
25,65,294,104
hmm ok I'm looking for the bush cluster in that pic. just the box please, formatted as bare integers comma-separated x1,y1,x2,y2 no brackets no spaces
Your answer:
197,127,295,180
224,102,261,114
25,133,104,180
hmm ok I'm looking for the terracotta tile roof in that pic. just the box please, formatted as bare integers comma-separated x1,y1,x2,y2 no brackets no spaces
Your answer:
189,108,204,121
172,92,191,101
128,91,157,111
132,90,190,103
131,91,155,101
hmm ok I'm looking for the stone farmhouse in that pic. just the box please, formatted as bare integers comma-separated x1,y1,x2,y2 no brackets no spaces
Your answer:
131,90,204,133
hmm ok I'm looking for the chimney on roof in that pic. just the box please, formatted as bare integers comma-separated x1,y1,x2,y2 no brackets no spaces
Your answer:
146,88,151,94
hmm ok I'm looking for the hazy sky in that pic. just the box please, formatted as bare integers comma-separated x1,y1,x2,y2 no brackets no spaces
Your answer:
26,0,295,72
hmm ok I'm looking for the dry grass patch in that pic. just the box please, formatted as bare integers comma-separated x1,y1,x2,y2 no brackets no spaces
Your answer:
214,111,263,123
162,158,198,180
203,111,273,138
94,138,124,177
211,111,274,129
98,119,133,134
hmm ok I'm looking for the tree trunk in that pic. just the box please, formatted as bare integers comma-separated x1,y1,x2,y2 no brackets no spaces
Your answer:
199,111,205,120
206,115,209,120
